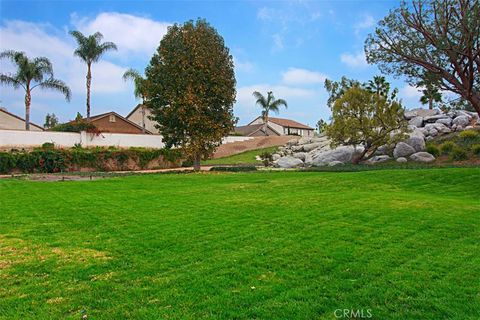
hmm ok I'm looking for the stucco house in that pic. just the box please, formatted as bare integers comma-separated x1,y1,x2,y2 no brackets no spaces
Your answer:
246,116,314,137
126,104,160,134
73,111,152,134
0,108,44,131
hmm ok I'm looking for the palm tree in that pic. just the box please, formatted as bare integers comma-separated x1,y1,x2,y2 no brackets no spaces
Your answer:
365,76,390,97
0,50,71,130
70,31,117,120
252,91,287,136
417,74,442,110
123,68,148,133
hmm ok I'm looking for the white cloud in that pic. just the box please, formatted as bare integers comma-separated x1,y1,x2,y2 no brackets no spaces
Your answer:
355,14,375,30
400,85,422,99
340,51,369,68
233,57,254,73
282,68,327,85
272,33,284,51
0,19,128,95
71,12,171,57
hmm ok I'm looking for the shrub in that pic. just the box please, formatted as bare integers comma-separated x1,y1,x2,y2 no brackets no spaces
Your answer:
450,147,468,161
210,166,257,172
51,119,99,134
440,141,455,155
0,152,15,174
472,144,480,157
425,144,440,157
41,142,55,150
458,129,479,141
259,151,273,167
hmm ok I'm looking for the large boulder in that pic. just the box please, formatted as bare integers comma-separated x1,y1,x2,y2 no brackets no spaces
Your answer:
408,116,424,127
274,156,304,168
410,152,435,163
393,142,416,158
435,117,452,127
272,153,281,161
404,108,439,120
302,141,329,152
452,115,470,128
424,123,451,135
309,146,363,166
424,114,450,123
405,128,426,152
292,152,307,161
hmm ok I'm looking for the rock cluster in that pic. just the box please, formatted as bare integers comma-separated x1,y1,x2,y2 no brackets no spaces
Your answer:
272,108,479,168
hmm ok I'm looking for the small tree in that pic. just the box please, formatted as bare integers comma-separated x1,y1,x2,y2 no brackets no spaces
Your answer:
0,50,71,130
252,91,288,136
145,19,236,171
417,73,443,110
365,0,480,115
316,119,327,134
326,86,407,164
44,113,59,129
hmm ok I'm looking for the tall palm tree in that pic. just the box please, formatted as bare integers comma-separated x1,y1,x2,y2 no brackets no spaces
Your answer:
365,76,390,97
70,31,117,120
417,73,442,110
252,91,287,136
123,68,148,133
0,50,71,130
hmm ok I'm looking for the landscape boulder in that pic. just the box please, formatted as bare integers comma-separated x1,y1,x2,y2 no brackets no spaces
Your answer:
396,157,408,163
309,146,362,166
368,155,391,163
410,152,435,163
408,116,424,127
452,115,470,128
435,117,452,127
274,156,304,168
393,142,416,158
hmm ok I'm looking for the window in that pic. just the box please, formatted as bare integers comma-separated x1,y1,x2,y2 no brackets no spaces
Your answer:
109,115,116,122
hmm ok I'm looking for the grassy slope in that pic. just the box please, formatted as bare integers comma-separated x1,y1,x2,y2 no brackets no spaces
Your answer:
0,168,479,319
202,146,277,165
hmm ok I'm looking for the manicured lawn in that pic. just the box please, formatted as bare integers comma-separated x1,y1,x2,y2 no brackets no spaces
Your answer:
202,146,277,165
0,168,479,319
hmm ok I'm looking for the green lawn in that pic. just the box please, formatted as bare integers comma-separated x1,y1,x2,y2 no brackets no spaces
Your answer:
0,168,479,319
202,146,277,165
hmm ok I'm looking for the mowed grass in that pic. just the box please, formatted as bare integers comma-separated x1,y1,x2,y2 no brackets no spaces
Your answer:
0,168,479,320
202,146,277,165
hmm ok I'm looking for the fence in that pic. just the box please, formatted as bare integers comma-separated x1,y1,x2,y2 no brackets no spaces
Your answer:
0,129,253,149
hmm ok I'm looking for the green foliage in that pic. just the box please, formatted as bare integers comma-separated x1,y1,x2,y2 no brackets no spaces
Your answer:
326,85,407,164
51,119,98,133
439,141,455,155
252,91,287,136
145,19,237,169
425,144,440,157
450,147,468,161
316,119,327,134
209,166,257,172
41,142,55,150
44,113,59,129
458,130,480,144
259,151,273,167
472,144,480,157
0,147,181,174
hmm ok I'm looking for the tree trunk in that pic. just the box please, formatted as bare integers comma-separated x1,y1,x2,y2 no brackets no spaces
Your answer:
352,147,369,164
428,98,433,110
264,113,268,136
86,63,92,121
193,153,201,171
469,93,480,117
141,104,146,133
24,86,31,131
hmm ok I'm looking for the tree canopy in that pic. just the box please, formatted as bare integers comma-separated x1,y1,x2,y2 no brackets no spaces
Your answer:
365,0,480,115
145,19,237,170
252,91,287,136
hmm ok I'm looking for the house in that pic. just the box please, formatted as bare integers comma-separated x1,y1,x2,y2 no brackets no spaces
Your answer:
0,108,44,131
233,123,281,136
246,116,314,137
126,104,160,134
75,111,152,134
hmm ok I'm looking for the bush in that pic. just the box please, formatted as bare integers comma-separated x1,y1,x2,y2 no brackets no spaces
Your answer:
259,151,273,167
458,129,479,141
41,142,55,150
472,144,480,157
51,119,99,133
210,166,257,172
0,152,15,174
450,147,468,161
440,141,455,155
425,144,440,157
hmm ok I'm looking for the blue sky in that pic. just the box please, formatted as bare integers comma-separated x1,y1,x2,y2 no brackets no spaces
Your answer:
0,0,424,127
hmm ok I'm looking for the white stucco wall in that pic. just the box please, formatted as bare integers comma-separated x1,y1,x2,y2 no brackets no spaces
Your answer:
0,129,252,149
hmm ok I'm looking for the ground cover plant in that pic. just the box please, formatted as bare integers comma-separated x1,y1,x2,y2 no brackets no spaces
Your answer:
0,168,479,319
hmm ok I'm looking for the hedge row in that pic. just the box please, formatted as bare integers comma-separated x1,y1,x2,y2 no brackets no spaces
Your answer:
0,145,181,174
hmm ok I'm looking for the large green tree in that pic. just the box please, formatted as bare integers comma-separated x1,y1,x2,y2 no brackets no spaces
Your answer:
145,19,237,171
325,78,407,164
0,50,71,130
252,91,287,136
123,68,148,133
365,0,480,115
70,31,117,120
